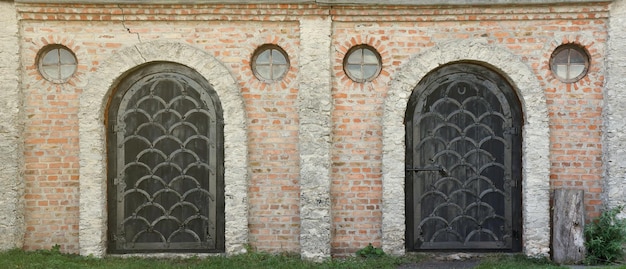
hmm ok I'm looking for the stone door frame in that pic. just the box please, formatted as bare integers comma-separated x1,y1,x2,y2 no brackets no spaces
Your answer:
382,40,551,257
78,41,249,257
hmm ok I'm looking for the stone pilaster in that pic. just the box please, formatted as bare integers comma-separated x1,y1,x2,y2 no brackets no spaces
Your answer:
0,1,24,251
298,17,333,262
604,0,626,208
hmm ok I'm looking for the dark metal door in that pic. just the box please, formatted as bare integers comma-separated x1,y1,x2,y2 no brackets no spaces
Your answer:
405,63,522,251
107,63,224,253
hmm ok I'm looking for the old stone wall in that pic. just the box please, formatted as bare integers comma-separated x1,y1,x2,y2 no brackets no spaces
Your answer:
0,1,24,251
0,0,612,260
298,17,333,261
604,0,626,209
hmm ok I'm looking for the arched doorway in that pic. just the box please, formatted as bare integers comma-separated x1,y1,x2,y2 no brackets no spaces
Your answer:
106,62,225,253
405,62,523,251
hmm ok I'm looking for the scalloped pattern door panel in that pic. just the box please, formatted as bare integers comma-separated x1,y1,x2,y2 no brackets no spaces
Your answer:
107,63,224,253
405,63,522,251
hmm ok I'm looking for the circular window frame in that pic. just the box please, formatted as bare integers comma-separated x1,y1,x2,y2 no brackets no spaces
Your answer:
37,44,78,83
251,44,290,83
549,44,590,83
343,45,382,83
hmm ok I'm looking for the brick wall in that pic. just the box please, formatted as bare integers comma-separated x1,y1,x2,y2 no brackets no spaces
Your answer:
18,3,310,253
14,1,609,256
329,4,608,254
241,24,301,253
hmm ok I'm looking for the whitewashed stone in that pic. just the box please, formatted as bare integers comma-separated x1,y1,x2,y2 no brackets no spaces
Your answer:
298,17,333,262
0,2,24,251
604,0,626,209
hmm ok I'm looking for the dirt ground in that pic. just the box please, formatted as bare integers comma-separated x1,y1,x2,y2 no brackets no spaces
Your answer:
399,260,480,269
398,253,481,269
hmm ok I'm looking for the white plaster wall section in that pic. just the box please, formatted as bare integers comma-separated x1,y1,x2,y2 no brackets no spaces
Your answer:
0,1,24,251
382,39,551,257
298,17,333,262
79,41,249,257
604,0,626,209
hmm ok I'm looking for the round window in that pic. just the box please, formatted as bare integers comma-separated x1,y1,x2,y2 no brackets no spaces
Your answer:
251,45,289,82
37,45,77,83
550,44,590,83
343,45,382,83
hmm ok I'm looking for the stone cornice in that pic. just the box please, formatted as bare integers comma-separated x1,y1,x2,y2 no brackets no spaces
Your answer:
15,1,610,22
13,0,614,5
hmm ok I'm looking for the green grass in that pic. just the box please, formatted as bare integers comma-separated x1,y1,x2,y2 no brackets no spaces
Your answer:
5,249,624,269
0,248,422,269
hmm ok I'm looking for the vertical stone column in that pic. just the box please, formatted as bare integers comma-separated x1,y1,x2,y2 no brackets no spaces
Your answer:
604,0,626,208
0,1,24,251
298,16,332,261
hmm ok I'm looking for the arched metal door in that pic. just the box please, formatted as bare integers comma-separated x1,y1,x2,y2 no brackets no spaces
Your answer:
107,63,224,253
405,63,522,251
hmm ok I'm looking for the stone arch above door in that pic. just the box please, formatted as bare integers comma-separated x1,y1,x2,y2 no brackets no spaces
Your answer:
382,40,550,257
79,41,248,257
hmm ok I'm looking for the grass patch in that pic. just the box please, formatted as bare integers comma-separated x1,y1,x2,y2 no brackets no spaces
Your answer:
0,248,422,269
7,249,623,269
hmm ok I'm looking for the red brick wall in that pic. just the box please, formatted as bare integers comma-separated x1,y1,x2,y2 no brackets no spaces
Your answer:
18,3,310,253
544,37,606,219
241,28,302,253
329,4,608,254
17,2,609,254
21,36,83,252
330,34,392,255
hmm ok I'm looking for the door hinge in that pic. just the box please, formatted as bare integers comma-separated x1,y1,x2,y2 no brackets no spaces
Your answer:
512,229,521,239
504,126,519,135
